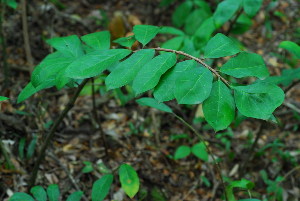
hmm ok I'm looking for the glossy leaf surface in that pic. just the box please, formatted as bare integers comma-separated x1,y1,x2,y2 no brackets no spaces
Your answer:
243,0,263,17
81,31,110,50
133,25,160,46
66,191,83,201
174,145,191,160
191,142,208,161
47,184,60,201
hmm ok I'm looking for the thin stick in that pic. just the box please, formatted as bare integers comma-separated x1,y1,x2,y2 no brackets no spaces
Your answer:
21,0,34,72
0,3,9,87
29,79,89,189
48,152,89,201
173,113,228,201
91,78,108,156
153,47,231,88
225,9,243,35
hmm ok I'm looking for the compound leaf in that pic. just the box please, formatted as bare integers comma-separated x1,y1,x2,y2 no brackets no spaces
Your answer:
204,33,241,58
66,191,83,201
30,186,47,201
91,174,113,201
191,142,208,161
9,193,35,201
154,60,197,102
105,49,155,89
220,52,269,79
119,164,140,198
81,31,110,50
213,0,241,28
243,0,263,17
47,35,84,58
175,67,213,104
133,25,160,46
233,82,284,119
203,80,235,131
136,97,173,113
132,53,177,95
47,184,60,201
66,49,131,79
174,145,191,160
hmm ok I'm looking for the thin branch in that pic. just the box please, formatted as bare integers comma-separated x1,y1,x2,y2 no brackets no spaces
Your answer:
173,113,228,201
225,9,243,35
152,47,231,88
91,78,108,156
48,152,88,201
29,79,89,189
21,0,34,72
0,3,9,87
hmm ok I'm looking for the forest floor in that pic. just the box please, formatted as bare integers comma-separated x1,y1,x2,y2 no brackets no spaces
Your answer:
0,0,300,201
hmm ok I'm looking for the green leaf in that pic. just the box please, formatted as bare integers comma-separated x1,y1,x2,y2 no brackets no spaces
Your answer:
194,17,216,46
119,164,140,198
203,80,235,131
82,161,94,173
220,52,269,79
133,25,160,46
132,53,177,95
161,36,184,51
18,137,26,160
238,199,261,201
243,0,263,17
226,179,255,201
174,145,191,160
9,193,35,201
30,186,47,201
0,96,9,101
172,1,193,27
5,0,18,9
154,60,197,102
136,98,173,113
47,35,84,58
204,33,241,58
26,135,37,159
184,9,210,35
233,82,285,120
213,0,241,28
66,191,83,201
47,184,60,201
17,81,54,103
191,142,208,161
66,49,131,79
175,67,213,104
31,53,75,87
91,174,113,201
158,26,185,35
279,41,300,59
113,35,136,48
231,14,253,34
105,49,155,90
81,31,110,50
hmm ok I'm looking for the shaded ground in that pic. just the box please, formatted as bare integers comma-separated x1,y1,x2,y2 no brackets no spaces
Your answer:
0,0,300,200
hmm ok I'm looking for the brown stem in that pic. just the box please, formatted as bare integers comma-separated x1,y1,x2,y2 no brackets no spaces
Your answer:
28,79,89,189
173,114,228,201
225,9,243,35
0,4,9,87
21,0,34,72
91,78,109,156
284,80,300,93
152,47,231,88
